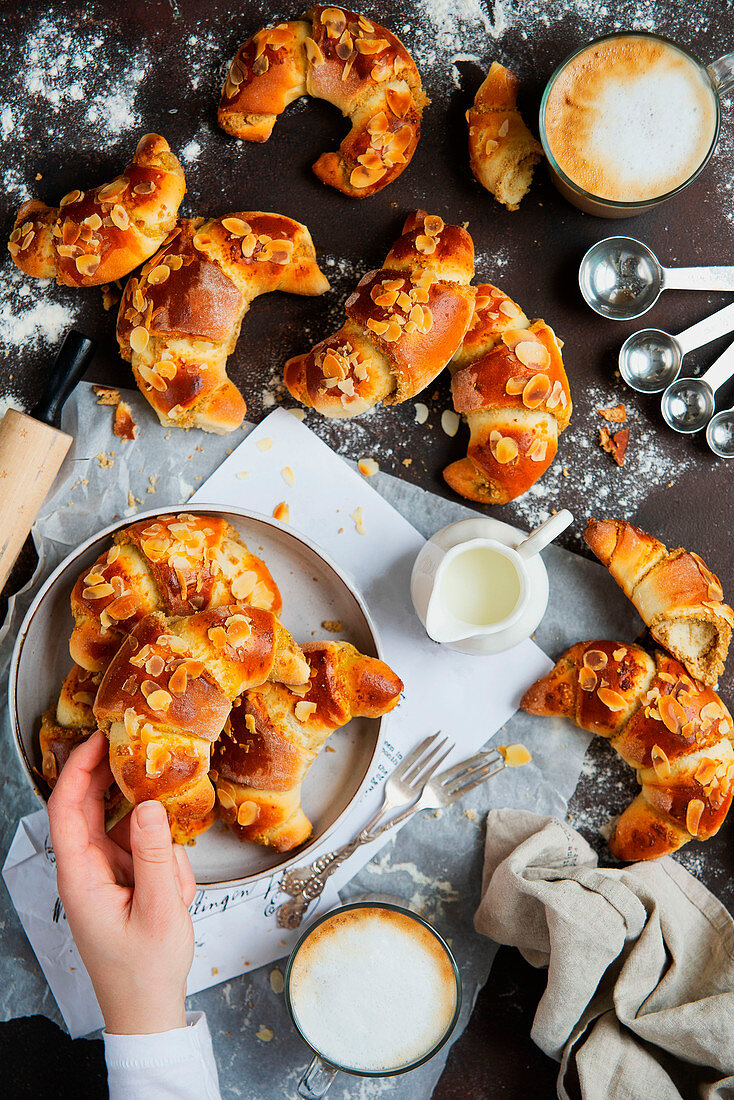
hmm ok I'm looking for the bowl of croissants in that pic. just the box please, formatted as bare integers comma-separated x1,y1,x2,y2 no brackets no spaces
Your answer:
9,506,403,887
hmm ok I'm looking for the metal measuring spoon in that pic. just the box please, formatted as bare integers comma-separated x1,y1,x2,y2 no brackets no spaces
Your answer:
579,236,734,321
706,407,734,458
661,337,734,434
619,301,734,394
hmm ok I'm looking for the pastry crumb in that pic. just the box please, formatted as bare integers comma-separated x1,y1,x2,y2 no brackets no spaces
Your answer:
321,620,343,633
597,403,627,423
147,474,157,493
598,425,629,466
96,452,115,469
93,385,120,406
113,401,137,440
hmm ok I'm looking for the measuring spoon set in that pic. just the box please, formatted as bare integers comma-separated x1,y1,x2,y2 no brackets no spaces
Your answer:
579,236,734,457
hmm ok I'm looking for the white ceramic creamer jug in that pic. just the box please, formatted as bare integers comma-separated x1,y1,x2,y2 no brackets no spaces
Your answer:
411,511,573,655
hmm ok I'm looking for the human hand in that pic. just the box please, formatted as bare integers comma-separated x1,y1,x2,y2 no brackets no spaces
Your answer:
47,730,197,1034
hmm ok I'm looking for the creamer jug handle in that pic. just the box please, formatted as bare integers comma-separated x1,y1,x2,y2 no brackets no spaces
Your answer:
517,510,573,561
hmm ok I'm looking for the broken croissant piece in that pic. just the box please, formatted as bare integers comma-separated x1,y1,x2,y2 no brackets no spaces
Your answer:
467,63,543,211
8,134,186,287
213,640,403,850
70,513,281,674
284,210,476,417
443,283,571,505
94,606,309,827
219,6,427,198
521,640,734,860
116,214,329,433
585,518,733,687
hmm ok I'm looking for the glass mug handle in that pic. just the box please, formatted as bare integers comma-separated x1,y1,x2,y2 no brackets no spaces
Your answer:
708,53,734,96
297,1055,339,1098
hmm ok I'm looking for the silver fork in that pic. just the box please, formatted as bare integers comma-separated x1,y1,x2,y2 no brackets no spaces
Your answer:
276,745,505,929
279,731,452,897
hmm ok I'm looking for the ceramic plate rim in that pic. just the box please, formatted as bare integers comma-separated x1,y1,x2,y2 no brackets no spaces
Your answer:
8,503,387,891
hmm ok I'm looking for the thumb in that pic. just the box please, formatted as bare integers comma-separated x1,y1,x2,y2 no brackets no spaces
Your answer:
129,801,179,918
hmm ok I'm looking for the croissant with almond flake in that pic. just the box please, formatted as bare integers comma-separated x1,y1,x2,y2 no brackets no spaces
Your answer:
522,640,734,861
117,213,329,433
467,63,543,211
8,134,185,286
94,606,309,827
284,210,476,416
443,283,571,505
213,640,403,850
584,518,733,687
219,6,427,197
70,513,281,674
38,663,215,843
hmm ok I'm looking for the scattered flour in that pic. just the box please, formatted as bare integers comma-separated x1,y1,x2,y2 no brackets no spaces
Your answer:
0,266,81,353
180,138,202,164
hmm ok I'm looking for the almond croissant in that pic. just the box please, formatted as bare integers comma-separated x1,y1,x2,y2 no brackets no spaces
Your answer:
8,134,185,286
213,640,403,850
522,640,734,861
94,606,309,825
284,210,475,416
117,214,329,433
218,6,427,197
585,518,733,687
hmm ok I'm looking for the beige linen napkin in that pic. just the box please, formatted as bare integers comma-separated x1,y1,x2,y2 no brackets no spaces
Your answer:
474,810,734,1100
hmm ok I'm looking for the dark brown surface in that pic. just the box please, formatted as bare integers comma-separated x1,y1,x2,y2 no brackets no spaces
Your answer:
1,1,733,1096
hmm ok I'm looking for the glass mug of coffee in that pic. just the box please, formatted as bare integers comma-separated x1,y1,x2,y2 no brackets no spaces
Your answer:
284,901,462,1097
539,31,734,217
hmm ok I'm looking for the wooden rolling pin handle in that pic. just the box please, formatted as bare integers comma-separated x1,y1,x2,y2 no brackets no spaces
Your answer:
0,329,96,591
0,411,72,589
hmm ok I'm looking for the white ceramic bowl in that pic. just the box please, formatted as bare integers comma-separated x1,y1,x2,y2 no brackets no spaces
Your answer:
9,505,386,889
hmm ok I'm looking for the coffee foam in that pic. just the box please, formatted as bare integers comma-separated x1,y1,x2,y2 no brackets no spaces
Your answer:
544,37,717,202
288,907,457,1073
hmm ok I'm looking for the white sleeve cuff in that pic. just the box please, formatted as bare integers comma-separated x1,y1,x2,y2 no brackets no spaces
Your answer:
104,1011,221,1099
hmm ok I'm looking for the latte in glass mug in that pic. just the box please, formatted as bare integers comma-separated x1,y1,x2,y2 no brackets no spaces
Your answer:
543,35,718,204
287,904,459,1075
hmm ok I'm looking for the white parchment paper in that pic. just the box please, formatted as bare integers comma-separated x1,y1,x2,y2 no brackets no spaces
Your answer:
0,385,642,1098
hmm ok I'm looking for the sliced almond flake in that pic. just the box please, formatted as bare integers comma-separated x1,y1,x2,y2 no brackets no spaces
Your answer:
256,1027,274,1042
257,437,273,451
281,466,295,487
441,409,460,437
497,743,531,767
236,471,249,479
358,457,379,477
414,402,429,424
288,408,306,421
351,506,366,535
273,502,289,523
269,969,285,994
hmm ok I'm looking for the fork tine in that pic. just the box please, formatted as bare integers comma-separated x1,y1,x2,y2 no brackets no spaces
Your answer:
410,742,454,789
403,736,451,784
437,750,502,786
393,732,442,778
445,762,505,799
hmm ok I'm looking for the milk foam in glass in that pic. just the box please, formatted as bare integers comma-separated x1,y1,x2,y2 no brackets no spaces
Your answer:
287,905,459,1075
544,35,718,203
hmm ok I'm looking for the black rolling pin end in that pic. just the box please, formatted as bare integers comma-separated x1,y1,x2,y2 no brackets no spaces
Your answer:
30,330,97,428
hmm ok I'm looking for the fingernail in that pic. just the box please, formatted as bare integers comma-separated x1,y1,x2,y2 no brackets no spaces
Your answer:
135,800,166,831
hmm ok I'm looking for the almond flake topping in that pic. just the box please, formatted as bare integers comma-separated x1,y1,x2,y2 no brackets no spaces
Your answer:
295,700,318,722
686,798,705,836
598,686,627,711
651,744,671,780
